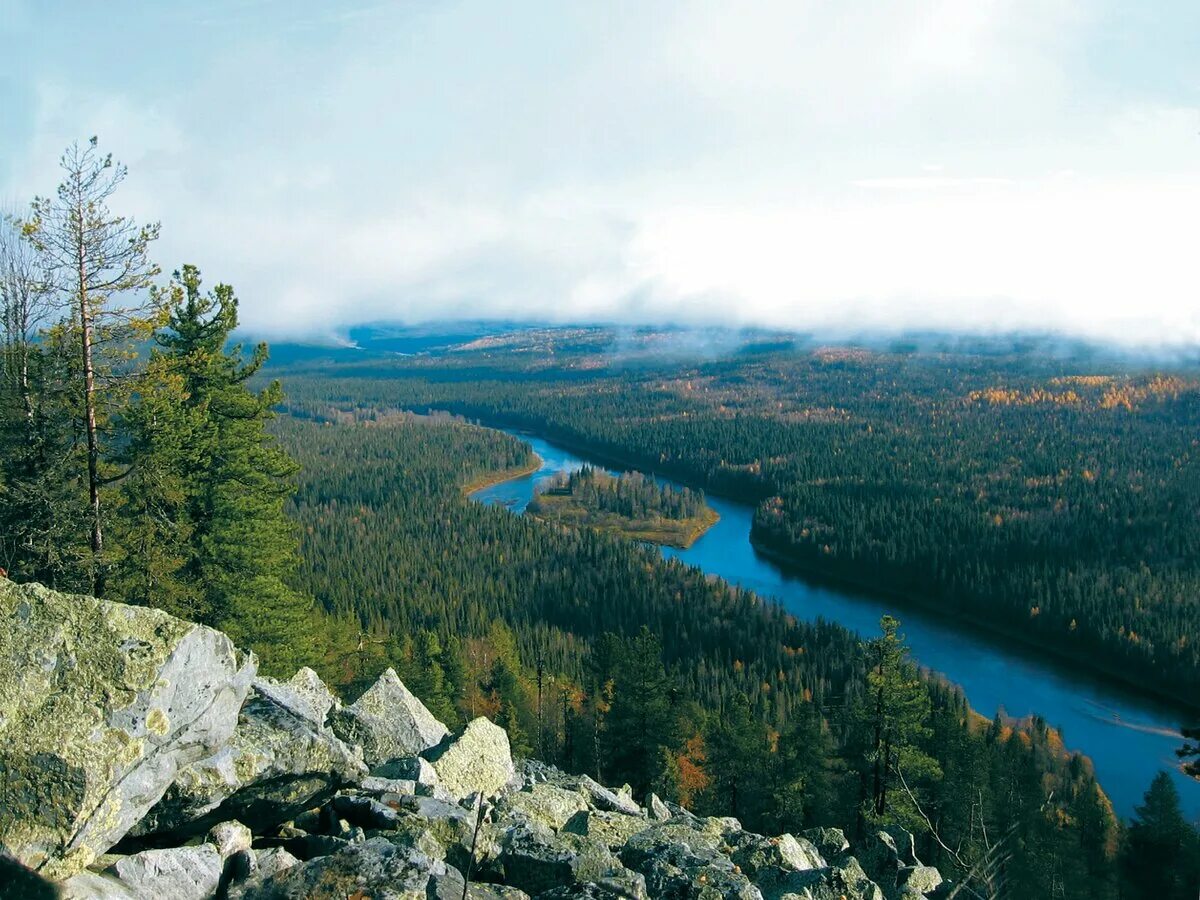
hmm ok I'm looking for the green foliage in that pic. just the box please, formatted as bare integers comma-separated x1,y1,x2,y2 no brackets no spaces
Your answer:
1120,772,1200,900
274,339,1200,700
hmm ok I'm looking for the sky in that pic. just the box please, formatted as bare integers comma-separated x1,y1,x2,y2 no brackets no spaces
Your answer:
2,0,1199,345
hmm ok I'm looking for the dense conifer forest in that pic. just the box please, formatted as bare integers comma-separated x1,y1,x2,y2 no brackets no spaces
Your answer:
275,330,1200,705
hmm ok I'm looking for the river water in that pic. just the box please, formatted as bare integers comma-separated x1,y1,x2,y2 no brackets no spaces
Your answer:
470,429,1200,822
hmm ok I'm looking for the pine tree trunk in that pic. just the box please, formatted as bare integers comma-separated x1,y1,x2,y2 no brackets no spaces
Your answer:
78,255,104,595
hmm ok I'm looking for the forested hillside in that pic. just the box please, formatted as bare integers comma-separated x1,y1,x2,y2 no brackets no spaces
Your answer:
270,406,1200,899
276,333,1200,704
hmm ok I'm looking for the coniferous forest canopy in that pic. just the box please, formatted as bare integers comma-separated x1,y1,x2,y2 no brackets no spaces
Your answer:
2,145,1200,899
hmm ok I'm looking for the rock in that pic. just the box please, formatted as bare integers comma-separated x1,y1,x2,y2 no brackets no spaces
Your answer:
330,668,449,765
727,830,826,878
111,844,225,900
860,826,922,897
647,793,671,821
332,794,404,830
255,666,339,725
253,846,300,878
60,870,139,899
0,580,255,880
372,754,440,786
424,717,516,801
234,835,445,900
495,784,590,831
803,826,850,860
361,775,418,796
898,864,944,897
497,823,635,897
562,810,648,850
207,819,252,857
1,853,62,899
575,776,642,816
134,669,366,837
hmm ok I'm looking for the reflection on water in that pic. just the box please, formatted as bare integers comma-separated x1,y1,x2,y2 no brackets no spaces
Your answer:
472,430,1200,822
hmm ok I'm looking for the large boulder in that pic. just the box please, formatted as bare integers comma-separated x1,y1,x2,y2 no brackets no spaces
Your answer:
132,666,366,837
0,580,255,880
330,668,449,765
424,717,516,801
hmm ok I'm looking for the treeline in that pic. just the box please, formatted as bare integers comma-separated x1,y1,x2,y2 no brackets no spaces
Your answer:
274,343,1200,703
0,139,326,675
529,465,707,521
274,409,1200,898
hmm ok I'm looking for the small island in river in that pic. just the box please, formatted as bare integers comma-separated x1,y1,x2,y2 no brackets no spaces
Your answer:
527,465,719,548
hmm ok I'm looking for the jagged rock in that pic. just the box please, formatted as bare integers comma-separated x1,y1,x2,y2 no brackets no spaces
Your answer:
647,793,671,821
361,775,418,795
333,793,404,830
821,857,887,900
898,864,943,898
424,716,516,800
111,843,225,899
727,830,826,878
619,822,758,899
860,826,923,898
234,835,445,899
562,810,649,850
374,754,440,786
208,819,253,857
330,668,449,765
803,826,850,860
256,666,339,725
575,776,642,816
495,783,591,831
0,580,255,880
254,846,300,878
133,668,366,837
497,822,639,897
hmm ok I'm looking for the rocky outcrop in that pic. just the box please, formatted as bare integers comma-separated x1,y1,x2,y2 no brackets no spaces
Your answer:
0,580,254,880
329,667,449,765
0,580,946,900
131,667,366,838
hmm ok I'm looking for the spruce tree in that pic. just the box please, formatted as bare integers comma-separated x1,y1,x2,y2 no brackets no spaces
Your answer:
139,265,322,674
1121,772,1200,900
605,626,674,797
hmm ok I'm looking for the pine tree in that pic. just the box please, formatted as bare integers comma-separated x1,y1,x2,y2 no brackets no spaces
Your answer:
23,139,160,594
1120,772,1200,900
857,616,940,830
604,626,675,798
139,265,322,675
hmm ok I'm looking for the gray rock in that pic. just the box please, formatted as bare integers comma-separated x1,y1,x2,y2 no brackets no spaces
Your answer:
495,784,590,831
498,822,633,897
330,668,449,765
424,717,516,801
562,810,648,850
728,831,826,878
802,827,850,860
0,580,255,880
575,776,642,816
647,793,671,821
60,871,139,899
373,754,440,786
361,775,419,795
135,669,366,837
208,819,252,857
236,835,444,899
111,844,225,900
254,846,300,878
253,667,339,726
898,864,943,897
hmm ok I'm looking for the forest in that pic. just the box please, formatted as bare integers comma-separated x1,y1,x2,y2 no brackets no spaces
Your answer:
527,466,716,547
2,144,1199,898
274,330,1200,706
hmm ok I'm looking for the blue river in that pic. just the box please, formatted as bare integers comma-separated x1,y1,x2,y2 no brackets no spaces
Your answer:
471,429,1200,822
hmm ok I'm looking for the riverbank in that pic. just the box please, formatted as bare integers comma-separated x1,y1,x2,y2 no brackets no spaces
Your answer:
748,535,1200,719
463,417,1200,721
459,454,543,495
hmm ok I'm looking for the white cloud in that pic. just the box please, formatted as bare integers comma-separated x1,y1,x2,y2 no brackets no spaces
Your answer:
3,1,1199,346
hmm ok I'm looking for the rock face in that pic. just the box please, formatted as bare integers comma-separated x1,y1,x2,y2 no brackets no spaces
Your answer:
2,579,944,900
424,716,517,801
330,667,450,765
0,580,254,880
133,667,366,838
